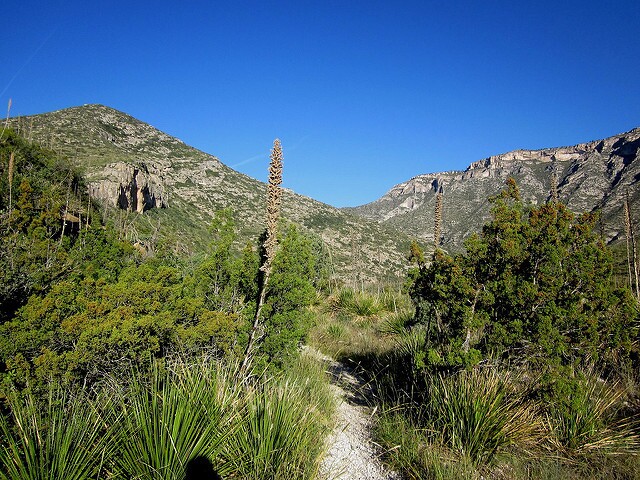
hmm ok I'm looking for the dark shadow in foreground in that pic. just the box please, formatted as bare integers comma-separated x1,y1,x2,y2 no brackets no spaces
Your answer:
185,456,222,480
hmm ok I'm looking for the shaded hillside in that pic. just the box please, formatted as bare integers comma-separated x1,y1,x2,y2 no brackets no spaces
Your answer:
9,105,410,283
346,128,640,250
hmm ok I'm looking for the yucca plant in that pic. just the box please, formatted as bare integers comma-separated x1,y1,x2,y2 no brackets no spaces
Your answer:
107,359,237,479
351,292,382,317
242,138,284,374
330,288,383,317
229,356,333,480
379,310,414,336
546,371,639,455
0,387,114,480
424,368,542,466
331,287,355,313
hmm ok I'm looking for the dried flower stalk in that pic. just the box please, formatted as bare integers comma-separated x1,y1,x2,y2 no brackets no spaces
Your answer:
241,139,284,374
624,192,639,300
8,151,14,221
434,185,443,249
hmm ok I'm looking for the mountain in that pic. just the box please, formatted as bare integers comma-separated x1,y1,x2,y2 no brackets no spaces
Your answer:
346,128,640,250
9,105,410,283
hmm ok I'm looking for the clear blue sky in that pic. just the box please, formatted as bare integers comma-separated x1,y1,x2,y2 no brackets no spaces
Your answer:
2,1,639,207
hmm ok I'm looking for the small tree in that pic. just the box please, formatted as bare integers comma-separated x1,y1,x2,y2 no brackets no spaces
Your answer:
408,179,639,371
258,224,316,369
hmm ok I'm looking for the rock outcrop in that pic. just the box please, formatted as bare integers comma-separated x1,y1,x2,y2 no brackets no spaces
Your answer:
88,162,168,213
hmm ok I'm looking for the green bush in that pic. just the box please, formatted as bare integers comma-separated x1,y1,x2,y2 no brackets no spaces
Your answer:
407,180,639,372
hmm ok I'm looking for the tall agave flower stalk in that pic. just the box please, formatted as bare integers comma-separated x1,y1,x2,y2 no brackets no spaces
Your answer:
241,139,283,374
434,185,443,249
8,152,14,217
624,192,639,300
550,157,559,203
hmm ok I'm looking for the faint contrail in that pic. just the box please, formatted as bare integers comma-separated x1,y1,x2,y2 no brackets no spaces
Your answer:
229,135,310,169
230,152,268,168
0,29,57,98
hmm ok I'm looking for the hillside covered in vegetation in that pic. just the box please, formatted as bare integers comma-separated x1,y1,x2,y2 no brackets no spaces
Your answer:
1,125,639,479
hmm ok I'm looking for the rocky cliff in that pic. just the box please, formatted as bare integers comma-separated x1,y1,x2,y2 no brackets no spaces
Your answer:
346,128,640,250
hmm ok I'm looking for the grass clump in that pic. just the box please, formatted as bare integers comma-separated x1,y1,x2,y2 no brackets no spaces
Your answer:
544,368,639,456
424,369,542,466
309,287,413,361
376,410,477,480
229,354,334,479
106,359,235,479
329,287,383,317
0,354,334,480
0,387,113,480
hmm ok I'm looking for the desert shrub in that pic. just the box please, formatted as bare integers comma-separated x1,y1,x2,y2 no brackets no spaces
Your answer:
407,179,639,372
0,261,246,389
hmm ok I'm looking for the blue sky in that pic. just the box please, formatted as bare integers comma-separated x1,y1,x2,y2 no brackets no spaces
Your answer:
2,1,639,207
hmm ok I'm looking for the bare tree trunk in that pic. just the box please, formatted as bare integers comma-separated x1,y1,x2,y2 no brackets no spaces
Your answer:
59,185,70,247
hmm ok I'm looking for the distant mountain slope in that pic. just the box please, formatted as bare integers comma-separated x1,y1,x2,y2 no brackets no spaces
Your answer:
10,105,410,283
346,128,640,250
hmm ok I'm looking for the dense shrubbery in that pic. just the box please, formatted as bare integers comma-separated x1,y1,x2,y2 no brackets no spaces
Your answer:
0,130,332,478
407,179,639,373
326,180,640,479
0,130,133,323
0,131,320,389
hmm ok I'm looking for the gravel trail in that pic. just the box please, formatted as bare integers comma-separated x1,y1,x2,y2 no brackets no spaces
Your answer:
310,349,401,480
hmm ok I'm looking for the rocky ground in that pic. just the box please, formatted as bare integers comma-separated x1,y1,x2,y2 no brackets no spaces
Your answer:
312,350,401,480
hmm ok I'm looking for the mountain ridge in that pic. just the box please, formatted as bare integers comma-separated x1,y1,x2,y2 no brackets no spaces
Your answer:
346,126,640,250
9,104,411,284
10,104,638,273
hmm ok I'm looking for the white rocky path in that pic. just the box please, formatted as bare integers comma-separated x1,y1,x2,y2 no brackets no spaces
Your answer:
308,348,401,480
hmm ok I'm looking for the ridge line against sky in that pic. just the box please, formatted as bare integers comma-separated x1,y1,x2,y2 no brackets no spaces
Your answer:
2,0,639,207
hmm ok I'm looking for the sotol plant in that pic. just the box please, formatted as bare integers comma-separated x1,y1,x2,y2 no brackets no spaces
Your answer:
434,185,443,249
242,139,283,374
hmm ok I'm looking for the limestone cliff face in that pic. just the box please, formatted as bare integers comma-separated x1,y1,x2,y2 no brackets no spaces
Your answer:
347,127,640,250
88,162,168,213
